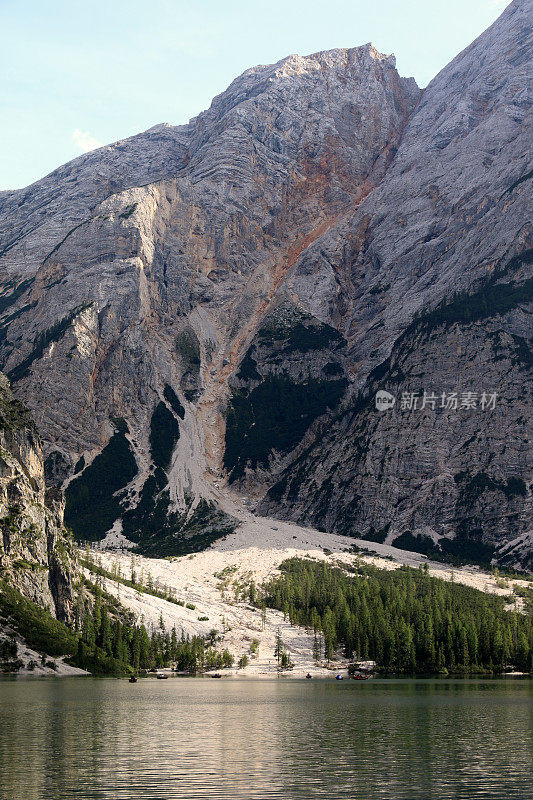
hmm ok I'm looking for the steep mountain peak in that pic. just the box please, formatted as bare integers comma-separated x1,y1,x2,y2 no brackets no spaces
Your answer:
0,0,530,567
0,28,422,554
189,41,419,163
270,42,398,76
209,42,396,92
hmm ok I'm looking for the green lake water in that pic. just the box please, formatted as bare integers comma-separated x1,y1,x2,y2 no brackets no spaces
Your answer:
0,677,531,799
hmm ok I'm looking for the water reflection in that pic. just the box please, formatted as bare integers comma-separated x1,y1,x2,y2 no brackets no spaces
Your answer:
0,678,531,799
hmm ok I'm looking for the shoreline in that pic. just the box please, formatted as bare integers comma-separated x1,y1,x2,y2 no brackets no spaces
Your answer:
2,671,531,681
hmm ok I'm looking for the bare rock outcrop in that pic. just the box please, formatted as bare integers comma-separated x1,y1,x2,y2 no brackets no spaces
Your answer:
0,375,77,620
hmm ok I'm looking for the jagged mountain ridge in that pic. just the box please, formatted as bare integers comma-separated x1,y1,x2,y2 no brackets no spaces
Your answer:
0,0,531,565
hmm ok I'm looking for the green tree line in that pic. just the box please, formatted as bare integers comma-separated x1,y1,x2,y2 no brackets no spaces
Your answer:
261,559,533,674
0,579,233,676
74,583,233,675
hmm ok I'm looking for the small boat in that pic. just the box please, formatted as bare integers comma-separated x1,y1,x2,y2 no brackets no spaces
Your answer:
353,673,370,681
156,673,169,679
305,673,312,679
210,673,222,678
128,675,137,683
335,674,344,680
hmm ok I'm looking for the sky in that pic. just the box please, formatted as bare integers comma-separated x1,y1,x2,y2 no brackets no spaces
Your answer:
0,0,512,191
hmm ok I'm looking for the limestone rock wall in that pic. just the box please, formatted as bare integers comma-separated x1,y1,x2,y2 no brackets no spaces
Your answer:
0,375,76,620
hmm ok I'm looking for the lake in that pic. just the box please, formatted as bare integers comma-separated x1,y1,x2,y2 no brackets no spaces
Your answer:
0,677,531,799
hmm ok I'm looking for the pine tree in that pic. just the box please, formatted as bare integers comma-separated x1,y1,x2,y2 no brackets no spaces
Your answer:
313,632,320,662
259,557,532,675
274,628,283,666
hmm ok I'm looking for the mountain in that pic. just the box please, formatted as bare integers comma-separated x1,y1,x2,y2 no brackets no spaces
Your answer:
259,0,533,569
0,0,530,567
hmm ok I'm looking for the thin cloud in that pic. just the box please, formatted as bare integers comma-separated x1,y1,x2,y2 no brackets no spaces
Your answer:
72,128,103,152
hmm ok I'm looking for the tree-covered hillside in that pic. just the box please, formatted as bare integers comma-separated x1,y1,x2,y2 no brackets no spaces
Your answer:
262,559,533,674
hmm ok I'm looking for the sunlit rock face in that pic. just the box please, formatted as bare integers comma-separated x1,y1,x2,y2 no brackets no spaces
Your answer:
0,374,77,621
0,0,530,565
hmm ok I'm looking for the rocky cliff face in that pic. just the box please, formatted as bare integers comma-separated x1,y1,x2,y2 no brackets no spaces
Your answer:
259,0,533,568
0,43,419,552
0,375,76,621
0,0,530,565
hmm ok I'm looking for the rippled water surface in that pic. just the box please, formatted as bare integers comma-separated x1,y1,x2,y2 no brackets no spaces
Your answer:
0,677,531,799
